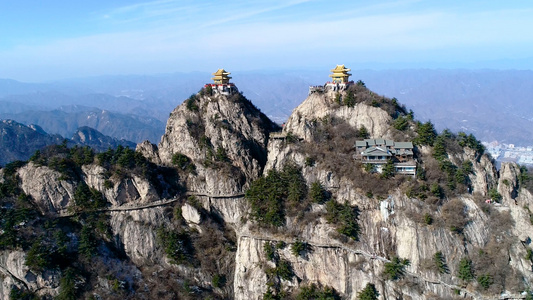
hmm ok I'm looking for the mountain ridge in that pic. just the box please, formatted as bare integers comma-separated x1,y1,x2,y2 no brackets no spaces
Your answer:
0,78,532,299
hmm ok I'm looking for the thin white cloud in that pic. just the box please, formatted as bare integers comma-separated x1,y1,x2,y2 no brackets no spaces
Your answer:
2,2,533,81
199,0,311,28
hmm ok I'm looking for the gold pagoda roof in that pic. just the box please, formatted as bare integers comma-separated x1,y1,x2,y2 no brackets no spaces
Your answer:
212,69,231,77
330,64,351,73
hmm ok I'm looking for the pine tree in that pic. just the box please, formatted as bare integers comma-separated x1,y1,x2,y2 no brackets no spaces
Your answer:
457,257,474,281
357,283,379,300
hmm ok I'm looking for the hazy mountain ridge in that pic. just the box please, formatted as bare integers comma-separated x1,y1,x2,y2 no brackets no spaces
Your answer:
0,120,64,166
0,120,136,166
0,107,164,143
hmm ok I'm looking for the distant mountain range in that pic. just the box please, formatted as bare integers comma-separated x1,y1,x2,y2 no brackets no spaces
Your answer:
0,120,135,166
1,69,533,145
0,105,164,143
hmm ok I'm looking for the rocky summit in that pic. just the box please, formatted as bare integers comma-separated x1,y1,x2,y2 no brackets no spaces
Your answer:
1,79,532,300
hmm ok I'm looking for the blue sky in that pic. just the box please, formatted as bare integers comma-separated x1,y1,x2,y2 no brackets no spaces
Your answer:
1,0,532,81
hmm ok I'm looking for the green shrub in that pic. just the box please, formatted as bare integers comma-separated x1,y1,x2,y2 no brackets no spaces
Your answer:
526,248,533,263
424,213,433,225
56,268,77,300
305,156,315,167
477,274,492,289
156,227,193,265
432,136,447,160
383,257,410,280
310,181,327,204
393,116,409,131
334,93,341,105
103,179,113,189
414,121,437,146
275,241,286,249
296,284,339,300
215,146,230,162
285,131,298,144
363,163,375,173
263,288,279,300
357,283,379,300
73,183,106,210
3,160,26,177
325,200,360,241
380,159,395,179
290,240,308,257
433,251,448,274
245,164,306,227
211,274,226,288
9,286,38,300
186,95,199,111
25,240,51,272
430,183,443,198
457,132,485,155
457,257,474,282
263,242,276,262
274,259,294,281
171,152,196,173
343,92,355,107
78,224,98,258
358,126,370,139
488,188,502,203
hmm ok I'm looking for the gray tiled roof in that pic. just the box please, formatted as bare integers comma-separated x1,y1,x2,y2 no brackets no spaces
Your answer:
394,142,413,149
362,146,392,156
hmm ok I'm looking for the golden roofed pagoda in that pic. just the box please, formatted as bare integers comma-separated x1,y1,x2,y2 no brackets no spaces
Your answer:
212,69,232,84
329,65,352,84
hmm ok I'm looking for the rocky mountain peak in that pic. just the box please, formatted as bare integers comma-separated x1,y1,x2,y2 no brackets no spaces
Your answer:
156,87,280,194
284,84,398,142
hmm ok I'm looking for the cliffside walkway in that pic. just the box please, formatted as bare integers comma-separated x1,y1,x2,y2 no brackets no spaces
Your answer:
58,191,245,216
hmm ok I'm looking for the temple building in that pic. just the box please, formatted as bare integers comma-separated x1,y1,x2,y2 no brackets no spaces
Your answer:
329,65,352,84
354,139,417,175
212,69,231,84
309,64,355,94
205,69,238,95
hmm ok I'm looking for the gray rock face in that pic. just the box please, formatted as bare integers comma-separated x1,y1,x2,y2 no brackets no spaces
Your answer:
136,141,161,165
82,164,160,206
158,92,278,195
18,162,75,214
283,91,393,141
109,208,166,266
0,251,59,299
181,203,201,225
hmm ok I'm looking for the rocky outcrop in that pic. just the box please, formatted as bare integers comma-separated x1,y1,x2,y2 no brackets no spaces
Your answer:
136,141,161,165
283,91,393,141
0,251,59,299
109,208,166,266
450,148,498,196
158,92,279,195
18,162,75,215
82,164,160,206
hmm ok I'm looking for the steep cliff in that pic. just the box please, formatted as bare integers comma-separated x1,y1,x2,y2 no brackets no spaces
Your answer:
156,90,279,195
234,85,533,299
